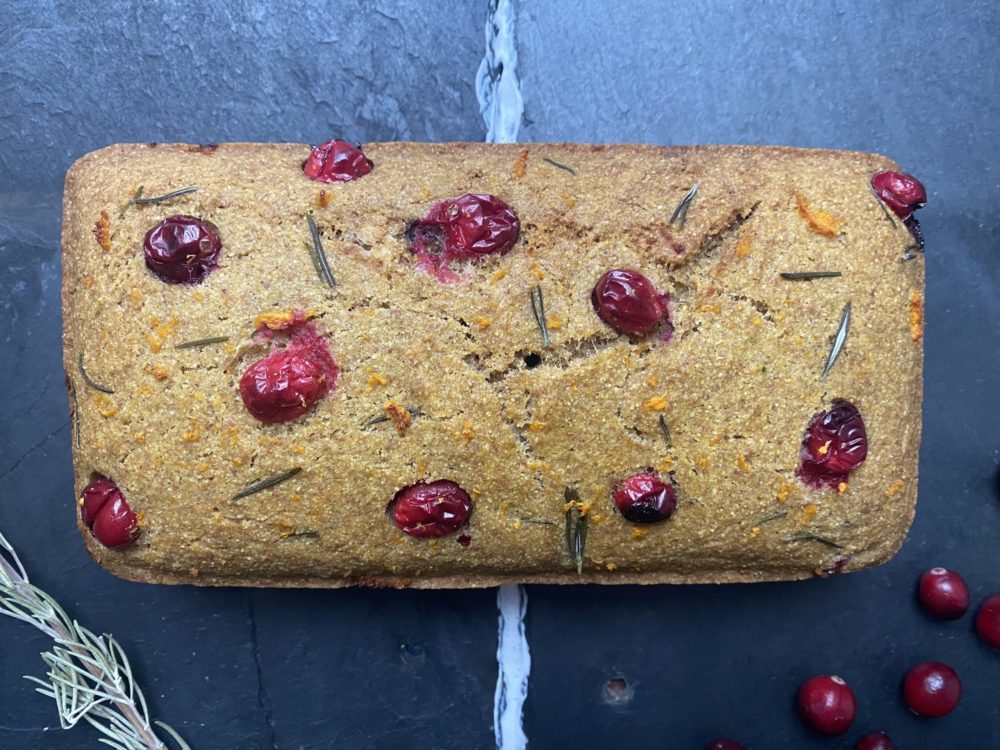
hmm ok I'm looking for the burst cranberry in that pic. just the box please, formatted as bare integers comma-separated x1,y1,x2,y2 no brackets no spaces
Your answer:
303,139,373,183
796,675,856,735
903,661,961,717
975,593,1000,649
591,269,670,335
704,740,746,750
143,215,221,284
612,471,677,523
239,323,338,424
407,193,520,272
796,401,868,489
918,567,970,620
855,732,895,750
871,171,927,221
390,480,472,538
79,475,139,549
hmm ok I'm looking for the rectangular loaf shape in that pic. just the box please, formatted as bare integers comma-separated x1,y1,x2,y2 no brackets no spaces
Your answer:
62,142,923,587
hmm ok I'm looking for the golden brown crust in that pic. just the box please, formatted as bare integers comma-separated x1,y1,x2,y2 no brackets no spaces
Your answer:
62,142,923,587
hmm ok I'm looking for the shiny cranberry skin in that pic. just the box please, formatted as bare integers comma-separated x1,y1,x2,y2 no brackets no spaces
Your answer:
143,215,221,284
80,475,139,549
240,348,333,424
855,732,895,750
796,401,868,489
390,480,472,538
303,139,372,183
612,471,677,523
903,661,961,717
975,593,1000,649
407,193,520,266
704,740,746,750
871,170,927,221
591,269,670,335
796,675,856,735
918,567,970,620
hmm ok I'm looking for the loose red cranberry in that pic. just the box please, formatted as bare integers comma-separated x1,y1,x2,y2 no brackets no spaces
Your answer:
871,171,927,221
407,193,520,274
591,268,671,335
80,475,139,549
303,139,372,182
796,401,868,489
143,215,221,284
612,471,677,523
390,480,472,538
975,593,1000,649
903,661,961,717
855,731,895,750
796,675,856,735
918,567,970,620
239,322,338,424
703,739,746,750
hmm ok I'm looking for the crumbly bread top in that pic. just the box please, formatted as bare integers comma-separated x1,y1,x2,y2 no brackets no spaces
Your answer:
62,142,923,587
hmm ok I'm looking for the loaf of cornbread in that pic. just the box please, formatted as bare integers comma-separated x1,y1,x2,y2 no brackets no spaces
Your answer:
61,142,923,587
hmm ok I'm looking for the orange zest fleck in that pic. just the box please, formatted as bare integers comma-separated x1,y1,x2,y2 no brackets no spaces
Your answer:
801,502,818,524
837,482,849,495
884,479,905,498
317,189,331,208
527,420,545,432
93,211,111,251
383,401,412,434
254,309,312,331
460,420,475,443
736,235,752,258
291,443,306,455
696,456,710,470
796,195,844,237
737,453,752,472
645,374,659,388
749,526,762,539
93,394,117,418
474,315,492,329
546,314,563,331
605,561,617,571
708,436,723,446
644,394,669,412
696,303,722,314
530,262,545,281
776,482,791,503
512,146,529,178
366,371,389,391
148,364,169,381
909,290,924,341
490,268,509,284
657,457,674,473
630,528,648,540
133,431,146,444
181,420,202,443
560,193,577,208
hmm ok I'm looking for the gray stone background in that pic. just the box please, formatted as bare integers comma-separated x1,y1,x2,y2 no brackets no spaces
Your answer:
1,1,998,748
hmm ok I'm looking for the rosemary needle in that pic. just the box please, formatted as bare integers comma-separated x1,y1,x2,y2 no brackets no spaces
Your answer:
821,302,851,379
77,352,114,394
230,468,302,502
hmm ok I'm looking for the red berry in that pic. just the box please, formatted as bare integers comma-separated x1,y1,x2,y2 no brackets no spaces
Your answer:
143,214,221,284
918,567,970,620
796,401,868,489
591,268,670,335
80,475,139,549
855,732,895,750
871,171,927,221
407,193,520,274
903,661,961,717
612,471,678,523
975,593,1000,649
239,322,338,424
303,139,372,183
390,480,472,538
704,740,746,750
796,675,856,735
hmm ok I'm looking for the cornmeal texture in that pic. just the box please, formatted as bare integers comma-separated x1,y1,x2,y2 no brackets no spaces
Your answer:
61,143,923,587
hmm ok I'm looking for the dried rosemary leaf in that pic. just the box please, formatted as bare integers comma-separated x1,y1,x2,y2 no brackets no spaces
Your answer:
821,302,851,379
116,185,144,220
784,533,843,549
134,186,199,205
530,284,550,349
78,352,114,394
779,271,843,280
71,388,81,448
541,157,576,175
564,487,588,574
281,530,319,539
306,213,336,287
174,335,230,350
230,467,302,502
519,517,559,526
754,510,789,526
669,184,698,229
658,414,671,446
869,183,898,228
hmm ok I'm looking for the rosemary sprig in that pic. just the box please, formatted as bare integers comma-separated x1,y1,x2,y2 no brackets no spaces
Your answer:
821,302,851,379
784,533,843,549
78,353,114,394
658,413,671,447
564,487,588,575
116,186,145,220
230,467,302,502
174,335,230,350
363,406,422,427
134,187,199,206
306,213,335,287
869,183,898,228
519,517,559,526
541,157,576,175
669,184,698,229
754,510,789,526
530,284,550,349
780,271,843,281
0,531,188,749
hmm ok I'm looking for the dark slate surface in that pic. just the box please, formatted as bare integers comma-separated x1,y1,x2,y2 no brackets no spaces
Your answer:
1,1,999,749
519,1,1000,748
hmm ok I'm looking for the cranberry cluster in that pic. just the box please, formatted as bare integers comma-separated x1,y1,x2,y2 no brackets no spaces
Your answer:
80,475,138,548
